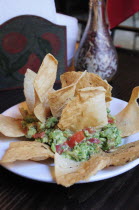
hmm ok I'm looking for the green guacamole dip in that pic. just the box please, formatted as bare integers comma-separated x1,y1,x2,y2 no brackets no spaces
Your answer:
21,109,121,162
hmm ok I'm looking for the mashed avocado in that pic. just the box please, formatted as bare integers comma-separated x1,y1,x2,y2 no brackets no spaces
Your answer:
99,124,121,151
61,124,121,162
21,113,72,152
21,110,121,162
62,141,101,162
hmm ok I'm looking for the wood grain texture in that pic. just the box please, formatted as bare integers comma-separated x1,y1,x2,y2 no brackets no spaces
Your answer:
0,165,139,210
0,48,139,209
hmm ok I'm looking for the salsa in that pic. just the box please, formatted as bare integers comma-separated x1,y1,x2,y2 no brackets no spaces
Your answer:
21,109,121,162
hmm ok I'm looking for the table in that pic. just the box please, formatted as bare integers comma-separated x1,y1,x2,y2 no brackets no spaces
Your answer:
0,48,139,210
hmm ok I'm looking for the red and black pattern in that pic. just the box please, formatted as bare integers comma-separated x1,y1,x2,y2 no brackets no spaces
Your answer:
0,15,67,90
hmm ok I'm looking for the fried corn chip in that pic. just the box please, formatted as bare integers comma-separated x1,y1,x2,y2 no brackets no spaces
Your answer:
55,152,109,187
19,101,29,113
55,140,139,187
1,141,54,163
0,115,24,137
34,53,58,103
48,72,86,117
60,71,112,102
34,101,51,122
115,87,139,137
18,101,30,119
107,140,139,166
60,71,83,87
48,85,76,117
24,69,36,113
58,87,108,131
34,88,53,122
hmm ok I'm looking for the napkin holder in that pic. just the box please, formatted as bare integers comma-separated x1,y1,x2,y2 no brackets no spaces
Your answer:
0,15,67,90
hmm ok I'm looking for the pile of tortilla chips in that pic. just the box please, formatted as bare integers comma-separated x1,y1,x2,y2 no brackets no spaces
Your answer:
0,53,139,187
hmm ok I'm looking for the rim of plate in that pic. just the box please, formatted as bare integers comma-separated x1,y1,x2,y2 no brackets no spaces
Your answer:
0,97,139,184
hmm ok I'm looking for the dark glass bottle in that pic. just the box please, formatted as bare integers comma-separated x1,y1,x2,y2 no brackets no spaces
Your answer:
74,0,117,81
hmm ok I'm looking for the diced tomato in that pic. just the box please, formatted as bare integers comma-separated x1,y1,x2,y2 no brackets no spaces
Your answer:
56,142,67,154
32,132,45,139
108,118,114,124
23,127,28,134
88,138,100,144
66,131,85,148
17,119,22,121
83,128,95,134
56,145,64,154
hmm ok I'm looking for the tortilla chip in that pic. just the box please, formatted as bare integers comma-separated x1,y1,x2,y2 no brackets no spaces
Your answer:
33,88,53,122
1,141,54,163
48,85,76,117
60,71,112,102
19,99,50,122
34,101,51,122
19,101,29,113
107,140,139,166
115,87,139,137
58,87,108,132
18,101,30,119
0,115,24,137
34,53,58,103
55,152,108,187
60,71,83,87
24,69,36,113
55,139,139,187
48,71,87,118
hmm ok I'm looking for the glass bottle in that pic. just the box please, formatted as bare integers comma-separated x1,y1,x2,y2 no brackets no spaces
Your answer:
74,0,118,81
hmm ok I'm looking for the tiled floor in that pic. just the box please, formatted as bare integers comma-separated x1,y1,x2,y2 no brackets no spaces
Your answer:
113,12,139,50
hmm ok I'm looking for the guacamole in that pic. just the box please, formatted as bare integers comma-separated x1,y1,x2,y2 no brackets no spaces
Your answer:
21,110,121,162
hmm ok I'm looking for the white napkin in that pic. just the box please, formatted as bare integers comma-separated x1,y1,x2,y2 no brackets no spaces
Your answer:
56,13,78,66
0,0,57,24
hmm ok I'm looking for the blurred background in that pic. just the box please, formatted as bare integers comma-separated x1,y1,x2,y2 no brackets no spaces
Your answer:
55,0,139,51
0,0,139,90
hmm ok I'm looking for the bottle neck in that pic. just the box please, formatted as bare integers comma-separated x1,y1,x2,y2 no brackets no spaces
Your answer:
88,0,107,31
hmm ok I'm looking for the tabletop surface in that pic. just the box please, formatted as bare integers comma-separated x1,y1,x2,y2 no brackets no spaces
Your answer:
0,48,139,210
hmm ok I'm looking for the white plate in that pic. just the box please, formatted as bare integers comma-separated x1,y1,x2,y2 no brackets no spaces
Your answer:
0,97,139,183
